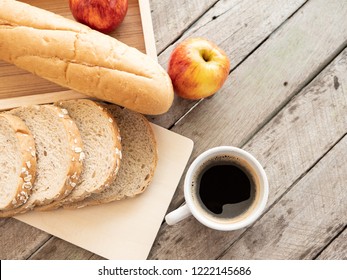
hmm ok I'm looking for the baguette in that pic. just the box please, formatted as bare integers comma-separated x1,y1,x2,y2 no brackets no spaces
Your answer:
0,0,174,115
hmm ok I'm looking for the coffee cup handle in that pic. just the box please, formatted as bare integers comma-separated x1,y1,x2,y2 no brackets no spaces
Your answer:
165,204,192,225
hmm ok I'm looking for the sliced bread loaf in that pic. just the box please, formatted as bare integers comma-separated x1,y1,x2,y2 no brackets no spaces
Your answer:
65,105,157,209
0,113,37,210
0,105,84,217
36,99,122,211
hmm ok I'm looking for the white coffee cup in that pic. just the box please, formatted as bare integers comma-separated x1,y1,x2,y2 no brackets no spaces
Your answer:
165,146,269,231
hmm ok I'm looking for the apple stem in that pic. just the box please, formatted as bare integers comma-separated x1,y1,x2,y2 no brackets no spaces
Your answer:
200,49,212,62
202,53,210,62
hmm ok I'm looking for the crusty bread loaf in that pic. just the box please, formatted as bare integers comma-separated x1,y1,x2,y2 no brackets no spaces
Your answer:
65,105,157,209
0,105,84,217
0,0,174,115
0,113,37,210
36,99,122,211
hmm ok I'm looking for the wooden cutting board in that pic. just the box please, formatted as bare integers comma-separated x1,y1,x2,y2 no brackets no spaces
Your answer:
16,124,194,260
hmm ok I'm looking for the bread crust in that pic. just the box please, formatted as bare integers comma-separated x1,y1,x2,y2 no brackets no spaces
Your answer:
48,105,84,202
0,113,37,210
105,106,158,200
0,0,174,115
114,107,158,199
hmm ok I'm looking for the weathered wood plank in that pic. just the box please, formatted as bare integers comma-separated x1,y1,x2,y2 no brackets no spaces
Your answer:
0,219,50,260
148,46,347,259
164,0,347,212
150,0,307,128
220,136,347,259
316,229,347,260
28,238,95,260
150,0,217,53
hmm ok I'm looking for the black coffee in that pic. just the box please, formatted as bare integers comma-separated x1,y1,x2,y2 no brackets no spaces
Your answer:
197,161,256,218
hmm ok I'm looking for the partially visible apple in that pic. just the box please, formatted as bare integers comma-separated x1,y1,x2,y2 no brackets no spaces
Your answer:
69,0,128,33
168,37,230,100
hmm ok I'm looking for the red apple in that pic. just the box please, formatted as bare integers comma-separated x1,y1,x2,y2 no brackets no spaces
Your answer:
168,37,230,100
69,0,128,33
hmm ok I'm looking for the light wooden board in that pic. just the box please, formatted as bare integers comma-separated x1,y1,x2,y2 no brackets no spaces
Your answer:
14,124,193,260
0,0,156,108
148,45,347,259
150,0,306,128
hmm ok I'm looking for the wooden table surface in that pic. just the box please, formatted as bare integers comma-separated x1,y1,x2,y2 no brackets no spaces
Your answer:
1,0,347,260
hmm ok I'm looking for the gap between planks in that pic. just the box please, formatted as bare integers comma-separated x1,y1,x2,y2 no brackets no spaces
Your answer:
26,235,54,260
313,224,347,260
151,0,220,56
154,0,220,55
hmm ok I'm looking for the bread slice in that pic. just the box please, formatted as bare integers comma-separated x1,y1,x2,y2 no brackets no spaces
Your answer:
36,99,122,211
0,105,84,217
65,105,157,209
0,113,37,210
